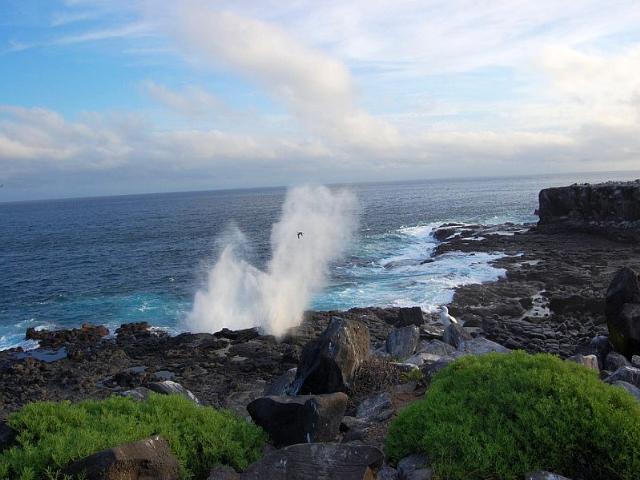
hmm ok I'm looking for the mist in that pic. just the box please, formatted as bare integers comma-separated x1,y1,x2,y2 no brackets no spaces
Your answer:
185,185,358,337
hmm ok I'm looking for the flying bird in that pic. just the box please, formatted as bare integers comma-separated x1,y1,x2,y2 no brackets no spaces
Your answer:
439,306,459,328
297,231,304,239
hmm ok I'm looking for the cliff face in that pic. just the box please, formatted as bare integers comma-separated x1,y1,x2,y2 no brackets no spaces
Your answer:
537,181,640,241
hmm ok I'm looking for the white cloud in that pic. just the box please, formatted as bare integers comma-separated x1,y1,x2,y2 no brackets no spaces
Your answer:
143,81,226,118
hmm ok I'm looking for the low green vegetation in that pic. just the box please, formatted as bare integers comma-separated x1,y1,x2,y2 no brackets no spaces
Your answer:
386,351,640,480
0,394,266,480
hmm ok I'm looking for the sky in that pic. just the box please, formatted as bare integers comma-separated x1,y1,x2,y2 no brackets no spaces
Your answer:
1,0,639,201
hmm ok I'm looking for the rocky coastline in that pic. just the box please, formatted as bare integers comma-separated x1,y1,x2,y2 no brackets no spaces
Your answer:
1,181,640,479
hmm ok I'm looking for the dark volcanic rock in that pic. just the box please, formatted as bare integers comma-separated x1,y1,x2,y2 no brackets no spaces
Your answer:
605,267,640,357
605,366,640,388
525,472,572,480
240,443,384,480
397,307,424,327
26,323,109,349
147,380,200,404
291,317,370,395
64,435,179,480
537,181,640,242
247,393,348,447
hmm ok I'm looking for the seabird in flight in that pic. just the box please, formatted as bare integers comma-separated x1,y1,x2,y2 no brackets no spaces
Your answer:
297,231,304,239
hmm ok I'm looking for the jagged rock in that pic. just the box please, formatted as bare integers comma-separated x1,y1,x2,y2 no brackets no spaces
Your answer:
356,392,394,423
421,357,455,381
247,393,348,447
419,324,444,341
397,453,432,480
613,381,640,401
525,472,572,480
605,352,631,371
208,465,240,480
632,355,640,368
115,322,152,338
64,435,179,480
404,352,444,367
386,326,420,360
443,323,472,349
291,317,370,394
605,267,640,357
566,354,599,371
605,366,640,388
26,323,109,349
240,443,384,480
397,307,424,327
264,368,297,396
376,464,399,480
224,383,266,417
214,327,260,344
147,380,200,404
120,386,153,401
0,421,17,452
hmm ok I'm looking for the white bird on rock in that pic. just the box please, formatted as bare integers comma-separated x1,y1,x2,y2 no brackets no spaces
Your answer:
439,306,459,328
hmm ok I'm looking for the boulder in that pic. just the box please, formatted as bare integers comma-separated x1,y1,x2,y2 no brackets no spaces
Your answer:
386,326,420,360
240,443,384,480
356,392,394,423
605,352,631,371
208,465,240,480
566,354,599,371
397,453,432,480
120,386,153,401
404,352,444,368
376,465,399,480
605,366,640,388
0,421,17,452
613,381,640,402
587,335,612,369
147,380,200,404
525,472,572,480
291,317,370,395
247,393,348,447
264,368,297,396
397,307,424,327
459,336,510,355
605,267,640,357
443,323,472,349
64,435,179,480
632,355,640,368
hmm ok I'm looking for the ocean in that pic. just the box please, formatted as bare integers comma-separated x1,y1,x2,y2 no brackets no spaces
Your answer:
1,171,638,350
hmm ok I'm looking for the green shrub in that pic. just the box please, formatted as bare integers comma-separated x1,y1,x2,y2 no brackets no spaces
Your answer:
385,351,640,480
0,394,266,480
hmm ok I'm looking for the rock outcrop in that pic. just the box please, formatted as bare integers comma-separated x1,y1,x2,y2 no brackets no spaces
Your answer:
537,181,640,242
290,317,370,395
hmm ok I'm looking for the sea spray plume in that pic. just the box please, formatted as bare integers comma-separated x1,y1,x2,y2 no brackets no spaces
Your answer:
185,185,358,336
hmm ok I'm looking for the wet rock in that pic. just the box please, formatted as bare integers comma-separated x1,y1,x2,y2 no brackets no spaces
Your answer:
605,352,631,371
0,421,17,452
525,472,572,480
566,354,599,371
397,453,432,480
147,380,200,404
240,443,384,480
247,393,348,447
605,267,640,357
64,435,179,480
214,327,260,344
613,381,640,401
115,322,152,338
605,366,640,388
264,368,297,396
397,307,424,327
386,326,420,360
356,392,394,423
291,317,370,395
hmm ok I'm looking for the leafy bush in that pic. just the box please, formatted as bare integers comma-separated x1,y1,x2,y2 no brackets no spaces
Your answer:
0,394,266,480
385,351,640,480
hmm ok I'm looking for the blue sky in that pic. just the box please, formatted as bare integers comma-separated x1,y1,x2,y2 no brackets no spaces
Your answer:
1,0,640,200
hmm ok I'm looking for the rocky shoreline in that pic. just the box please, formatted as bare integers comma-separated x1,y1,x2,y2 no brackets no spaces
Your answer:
1,181,640,479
